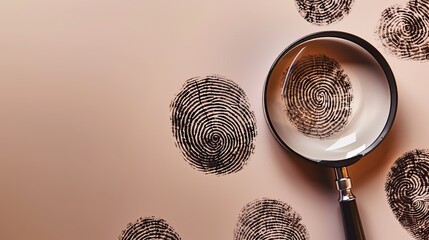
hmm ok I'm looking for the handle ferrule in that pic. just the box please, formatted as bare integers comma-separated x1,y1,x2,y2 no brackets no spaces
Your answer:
335,167,356,202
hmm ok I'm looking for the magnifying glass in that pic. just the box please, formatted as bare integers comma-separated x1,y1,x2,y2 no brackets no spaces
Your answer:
263,31,397,240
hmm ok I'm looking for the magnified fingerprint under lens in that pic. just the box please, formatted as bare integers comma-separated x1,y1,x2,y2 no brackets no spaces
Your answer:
386,149,429,240
170,75,257,175
282,54,353,139
234,198,309,240
295,0,354,25
119,217,181,240
376,0,429,61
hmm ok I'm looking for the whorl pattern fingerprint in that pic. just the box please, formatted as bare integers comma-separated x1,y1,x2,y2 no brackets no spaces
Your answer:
295,0,354,25
170,75,257,175
234,198,309,240
119,217,181,240
282,54,353,139
376,0,429,61
385,149,429,240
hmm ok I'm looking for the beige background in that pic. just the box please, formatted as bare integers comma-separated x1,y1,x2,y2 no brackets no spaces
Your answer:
0,0,427,239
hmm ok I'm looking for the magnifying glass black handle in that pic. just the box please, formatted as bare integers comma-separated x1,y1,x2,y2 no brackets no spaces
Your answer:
340,199,365,240
335,167,366,240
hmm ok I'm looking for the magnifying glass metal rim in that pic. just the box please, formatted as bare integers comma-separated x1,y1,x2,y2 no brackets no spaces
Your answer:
263,31,398,168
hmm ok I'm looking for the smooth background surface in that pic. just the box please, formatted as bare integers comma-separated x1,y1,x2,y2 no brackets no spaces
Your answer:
0,1,427,239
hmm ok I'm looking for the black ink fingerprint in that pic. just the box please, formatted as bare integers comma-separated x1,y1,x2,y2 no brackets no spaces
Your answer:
282,54,353,139
376,0,429,61
295,0,354,25
385,149,429,240
234,198,309,240
170,75,257,175
119,217,181,240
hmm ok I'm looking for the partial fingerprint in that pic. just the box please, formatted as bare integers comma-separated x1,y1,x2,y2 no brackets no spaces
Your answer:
385,149,429,240
282,54,353,139
376,0,429,61
234,198,309,240
295,0,354,25
170,75,257,175
119,217,181,240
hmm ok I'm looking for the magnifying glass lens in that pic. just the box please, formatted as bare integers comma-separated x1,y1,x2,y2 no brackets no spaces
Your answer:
266,37,392,162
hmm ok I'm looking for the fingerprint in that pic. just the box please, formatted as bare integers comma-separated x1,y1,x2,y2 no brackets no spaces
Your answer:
234,198,309,240
294,0,354,25
170,75,257,176
385,149,429,240
119,217,181,240
282,54,353,139
376,0,429,61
